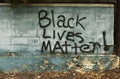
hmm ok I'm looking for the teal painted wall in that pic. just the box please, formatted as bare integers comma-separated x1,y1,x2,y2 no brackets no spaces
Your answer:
0,5,114,55
0,5,117,72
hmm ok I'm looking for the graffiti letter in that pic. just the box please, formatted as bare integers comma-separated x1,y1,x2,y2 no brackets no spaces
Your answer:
57,15,68,28
66,32,75,42
53,41,64,54
68,18,74,28
62,41,71,54
57,31,66,40
76,15,86,30
38,10,51,28
41,40,52,53
72,43,80,54
75,33,84,43
89,42,101,53
80,44,91,53
43,29,51,38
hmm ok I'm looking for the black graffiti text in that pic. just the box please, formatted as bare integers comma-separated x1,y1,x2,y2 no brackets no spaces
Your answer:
43,29,83,42
38,10,86,30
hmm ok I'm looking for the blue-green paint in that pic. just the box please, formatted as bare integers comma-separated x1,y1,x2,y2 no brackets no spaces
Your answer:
0,5,116,72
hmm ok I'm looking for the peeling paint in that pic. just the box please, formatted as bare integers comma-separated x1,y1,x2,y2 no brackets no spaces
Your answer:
0,5,117,73
66,55,119,72
0,55,118,73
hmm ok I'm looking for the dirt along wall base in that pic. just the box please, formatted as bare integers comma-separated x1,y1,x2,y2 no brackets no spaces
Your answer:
0,54,119,73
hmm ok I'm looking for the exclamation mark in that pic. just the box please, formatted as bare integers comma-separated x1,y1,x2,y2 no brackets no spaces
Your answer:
102,31,109,51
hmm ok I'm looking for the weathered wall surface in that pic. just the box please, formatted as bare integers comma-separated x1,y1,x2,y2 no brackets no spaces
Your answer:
0,4,119,72
0,4,114,55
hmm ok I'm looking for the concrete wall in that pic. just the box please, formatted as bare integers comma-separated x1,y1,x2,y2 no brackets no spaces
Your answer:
0,4,118,72
0,4,114,55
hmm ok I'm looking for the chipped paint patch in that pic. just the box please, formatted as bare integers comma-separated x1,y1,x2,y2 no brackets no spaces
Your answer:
0,55,119,73
66,55,119,72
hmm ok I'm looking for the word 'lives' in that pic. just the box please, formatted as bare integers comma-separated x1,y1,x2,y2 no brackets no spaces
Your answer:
38,10,109,54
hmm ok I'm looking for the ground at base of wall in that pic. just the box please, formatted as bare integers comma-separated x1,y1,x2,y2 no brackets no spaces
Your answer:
0,68,119,79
